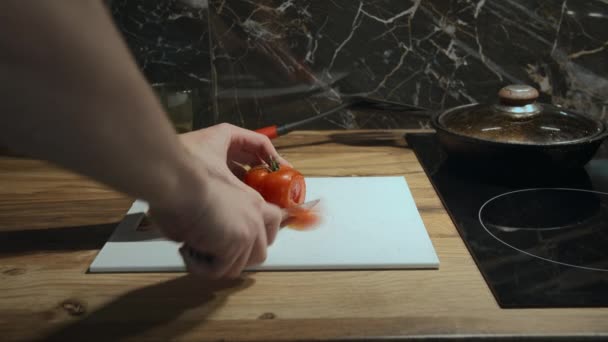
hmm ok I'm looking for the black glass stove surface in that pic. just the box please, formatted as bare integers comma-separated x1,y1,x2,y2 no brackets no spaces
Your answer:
406,133,608,308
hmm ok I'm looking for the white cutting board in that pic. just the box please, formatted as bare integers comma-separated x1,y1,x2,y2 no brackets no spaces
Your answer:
89,176,439,272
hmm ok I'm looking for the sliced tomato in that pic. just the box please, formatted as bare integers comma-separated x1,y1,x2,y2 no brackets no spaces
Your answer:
243,158,306,209
284,206,321,230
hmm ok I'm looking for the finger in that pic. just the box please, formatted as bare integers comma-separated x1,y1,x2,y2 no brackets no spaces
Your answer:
263,203,283,245
232,149,291,168
226,127,292,167
225,238,255,279
182,242,240,280
209,245,243,279
228,150,291,181
227,171,265,201
247,232,268,266
228,156,253,180
179,245,215,277
228,160,250,180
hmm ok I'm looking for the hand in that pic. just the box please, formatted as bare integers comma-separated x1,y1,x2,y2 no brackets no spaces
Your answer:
148,123,290,279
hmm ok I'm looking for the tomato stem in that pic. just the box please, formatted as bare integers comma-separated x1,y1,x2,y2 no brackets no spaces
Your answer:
269,156,280,172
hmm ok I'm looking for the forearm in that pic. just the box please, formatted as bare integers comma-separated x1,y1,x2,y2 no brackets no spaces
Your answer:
0,1,200,209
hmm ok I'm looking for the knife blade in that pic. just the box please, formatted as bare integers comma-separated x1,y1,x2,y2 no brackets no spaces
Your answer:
283,198,320,218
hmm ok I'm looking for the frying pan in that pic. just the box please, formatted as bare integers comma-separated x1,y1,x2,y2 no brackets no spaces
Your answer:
430,84,608,172
256,84,608,172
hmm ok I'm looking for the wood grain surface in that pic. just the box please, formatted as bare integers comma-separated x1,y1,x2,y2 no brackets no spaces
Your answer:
1,130,607,341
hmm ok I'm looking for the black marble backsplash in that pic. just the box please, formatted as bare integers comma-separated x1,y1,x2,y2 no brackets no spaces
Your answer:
110,0,608,130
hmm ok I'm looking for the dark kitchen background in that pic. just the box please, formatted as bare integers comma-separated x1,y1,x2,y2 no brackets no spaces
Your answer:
109,0,608,133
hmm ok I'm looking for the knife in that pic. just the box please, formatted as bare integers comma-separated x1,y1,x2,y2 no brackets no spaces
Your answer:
284,198,320,214
254,96,428,139
181,199,321,269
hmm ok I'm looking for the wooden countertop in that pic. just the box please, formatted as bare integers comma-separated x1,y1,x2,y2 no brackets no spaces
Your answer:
1,130,607,341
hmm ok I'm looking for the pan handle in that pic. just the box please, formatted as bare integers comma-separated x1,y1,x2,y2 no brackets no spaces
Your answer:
255,97,431,139
345,95,428,112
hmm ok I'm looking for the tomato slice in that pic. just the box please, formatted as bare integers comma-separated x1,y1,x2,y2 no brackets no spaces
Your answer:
284,207,321,231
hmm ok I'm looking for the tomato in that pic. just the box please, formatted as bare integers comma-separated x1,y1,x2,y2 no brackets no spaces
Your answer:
283,206,320,230
244,158,306,209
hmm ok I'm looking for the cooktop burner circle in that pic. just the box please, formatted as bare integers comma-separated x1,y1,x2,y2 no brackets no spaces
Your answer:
478,188,608,272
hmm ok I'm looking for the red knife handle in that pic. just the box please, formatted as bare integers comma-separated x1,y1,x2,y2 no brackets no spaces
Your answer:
255,125,279,139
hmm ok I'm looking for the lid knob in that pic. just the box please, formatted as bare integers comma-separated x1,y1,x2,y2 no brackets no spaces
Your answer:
498,84,539,106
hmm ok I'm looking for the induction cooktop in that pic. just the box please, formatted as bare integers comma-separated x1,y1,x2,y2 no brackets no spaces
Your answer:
407,133,608,308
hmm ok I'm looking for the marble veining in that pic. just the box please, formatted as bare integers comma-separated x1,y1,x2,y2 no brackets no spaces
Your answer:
110,0,212,86
111,0,608,130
